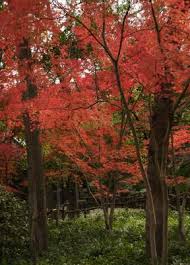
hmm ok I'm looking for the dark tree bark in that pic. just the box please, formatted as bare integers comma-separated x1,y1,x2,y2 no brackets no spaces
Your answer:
23,114,48,261
146,91,173,264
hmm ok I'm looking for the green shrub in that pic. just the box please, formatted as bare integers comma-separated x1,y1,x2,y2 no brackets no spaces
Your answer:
0,186,29,263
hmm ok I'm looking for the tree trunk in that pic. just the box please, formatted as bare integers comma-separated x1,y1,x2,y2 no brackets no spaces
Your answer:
17,39,48,262
108,179,117,231
67,178,78,219
102,203,110,230
176,192,186,242
23,113,48,262
102,193,116,232
56,182,61,226
75,180,80,218
146,93,173,265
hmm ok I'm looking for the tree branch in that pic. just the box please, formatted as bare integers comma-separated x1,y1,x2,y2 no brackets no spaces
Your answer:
116,2,131,62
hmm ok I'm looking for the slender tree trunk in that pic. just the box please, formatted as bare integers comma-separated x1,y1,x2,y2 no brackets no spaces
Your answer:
146,93,173,265
171,133,186,242
56,182,61,226
67,178,78,219
75,180,80,217
102,194,116,232
102,203,110,230
176,192,186,242
171,130,186,242
113,60,158,264
108,180,117,231
108,202,115,231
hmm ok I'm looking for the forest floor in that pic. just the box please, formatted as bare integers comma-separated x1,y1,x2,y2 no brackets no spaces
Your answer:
17,209,190,265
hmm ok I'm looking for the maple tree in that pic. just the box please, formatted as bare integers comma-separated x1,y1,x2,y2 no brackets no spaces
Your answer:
0,0,57,262
46,102,143,230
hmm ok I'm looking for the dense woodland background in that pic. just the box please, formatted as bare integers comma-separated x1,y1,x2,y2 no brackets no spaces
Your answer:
0,1,190,265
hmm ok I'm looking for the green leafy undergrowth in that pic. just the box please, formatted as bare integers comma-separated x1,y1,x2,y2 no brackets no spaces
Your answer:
39,209,190,265
3,208,190,265
38,209,145,265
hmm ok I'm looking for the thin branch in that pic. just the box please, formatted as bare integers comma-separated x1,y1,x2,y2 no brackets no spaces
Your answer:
116,2,131,62
101,2,115,61
149,0,161,47
84,174,100,206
